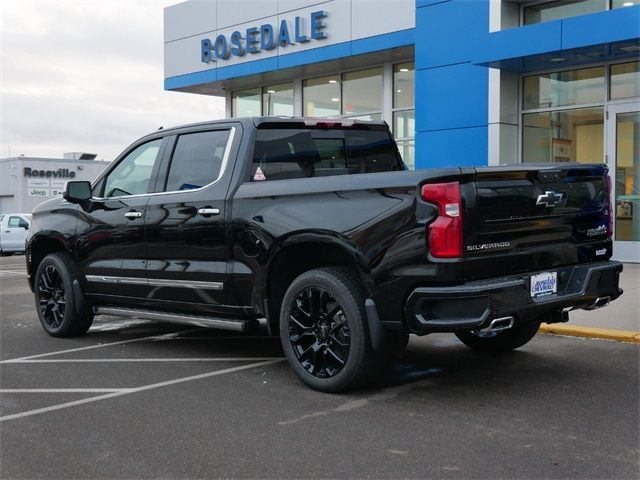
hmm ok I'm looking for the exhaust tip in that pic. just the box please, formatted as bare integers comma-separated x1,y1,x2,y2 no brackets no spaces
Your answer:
477,316,515,335
584,296,611,311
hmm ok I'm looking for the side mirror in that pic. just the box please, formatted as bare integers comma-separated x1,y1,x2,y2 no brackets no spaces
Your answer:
19,219,29,230
63,181,92,203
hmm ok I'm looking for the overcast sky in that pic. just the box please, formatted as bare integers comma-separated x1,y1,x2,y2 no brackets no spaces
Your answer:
0,0,225,161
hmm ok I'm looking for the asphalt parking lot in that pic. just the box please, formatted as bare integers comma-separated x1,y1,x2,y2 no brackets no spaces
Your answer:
1,255,638,479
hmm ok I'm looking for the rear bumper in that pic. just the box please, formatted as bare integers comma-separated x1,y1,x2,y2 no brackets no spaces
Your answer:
404,261,623,333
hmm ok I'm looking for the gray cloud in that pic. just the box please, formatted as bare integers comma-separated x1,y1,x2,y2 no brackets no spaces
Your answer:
0,0,225,161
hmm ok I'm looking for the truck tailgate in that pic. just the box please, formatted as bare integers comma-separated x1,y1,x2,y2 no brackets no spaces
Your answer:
463,164,611,280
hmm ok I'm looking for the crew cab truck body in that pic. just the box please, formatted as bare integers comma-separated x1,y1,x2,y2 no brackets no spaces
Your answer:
26,117,623,392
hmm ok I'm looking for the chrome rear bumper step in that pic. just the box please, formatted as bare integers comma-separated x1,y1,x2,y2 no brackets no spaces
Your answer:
94,307,251,332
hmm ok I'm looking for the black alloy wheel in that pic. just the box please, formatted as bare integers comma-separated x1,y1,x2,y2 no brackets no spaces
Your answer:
287,286,351,378
34,253,93,337
37,264,66,328
279,267,377,392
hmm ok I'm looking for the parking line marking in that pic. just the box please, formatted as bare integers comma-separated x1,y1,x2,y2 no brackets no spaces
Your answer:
0,359,283,422
0,388,134,393
0,328,202,364
6,357,284,363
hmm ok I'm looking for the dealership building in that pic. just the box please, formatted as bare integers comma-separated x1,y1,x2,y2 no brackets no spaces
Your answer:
164,0,639,262
0,155,111,213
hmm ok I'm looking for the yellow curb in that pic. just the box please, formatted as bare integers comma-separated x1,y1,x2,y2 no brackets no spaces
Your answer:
539,324,640,344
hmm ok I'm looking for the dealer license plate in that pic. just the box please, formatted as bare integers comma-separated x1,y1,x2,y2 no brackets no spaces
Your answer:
530,271,557,298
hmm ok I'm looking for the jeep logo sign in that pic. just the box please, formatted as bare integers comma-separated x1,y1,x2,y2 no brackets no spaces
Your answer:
24,167,76,179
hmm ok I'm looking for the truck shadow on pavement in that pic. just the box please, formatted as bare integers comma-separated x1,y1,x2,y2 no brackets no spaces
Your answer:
83,320,637,399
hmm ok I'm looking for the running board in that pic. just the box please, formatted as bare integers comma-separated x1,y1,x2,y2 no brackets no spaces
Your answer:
94,307,251,332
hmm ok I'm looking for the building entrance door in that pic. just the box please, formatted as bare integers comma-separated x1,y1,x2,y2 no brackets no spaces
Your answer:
607,102,640,263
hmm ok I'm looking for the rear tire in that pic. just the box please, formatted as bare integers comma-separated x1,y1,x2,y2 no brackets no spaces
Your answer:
455,320,540,355
279,267,378,392
34,253,93,337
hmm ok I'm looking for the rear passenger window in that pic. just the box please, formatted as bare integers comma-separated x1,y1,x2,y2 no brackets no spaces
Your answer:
165,130,230,192
250,127,403,182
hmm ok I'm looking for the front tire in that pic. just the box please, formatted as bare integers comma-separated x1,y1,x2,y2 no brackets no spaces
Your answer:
34,253,93,337
455,320,540,355
279,267,377,392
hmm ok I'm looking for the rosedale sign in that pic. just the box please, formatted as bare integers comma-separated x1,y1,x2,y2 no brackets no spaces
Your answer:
201,11,328,63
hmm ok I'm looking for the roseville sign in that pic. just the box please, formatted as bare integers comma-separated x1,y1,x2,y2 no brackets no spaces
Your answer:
23,167,76,179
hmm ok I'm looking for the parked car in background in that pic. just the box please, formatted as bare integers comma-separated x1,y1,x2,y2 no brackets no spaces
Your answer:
0,213,31,256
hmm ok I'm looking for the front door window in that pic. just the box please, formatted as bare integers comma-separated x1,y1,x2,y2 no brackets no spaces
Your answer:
102,139,163,198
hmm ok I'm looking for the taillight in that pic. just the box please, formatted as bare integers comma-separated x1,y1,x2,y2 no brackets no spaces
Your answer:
606,175,613,238
421,181,463,258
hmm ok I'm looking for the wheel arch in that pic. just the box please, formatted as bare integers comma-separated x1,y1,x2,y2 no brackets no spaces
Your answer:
264,235,373,334
27,234,71,291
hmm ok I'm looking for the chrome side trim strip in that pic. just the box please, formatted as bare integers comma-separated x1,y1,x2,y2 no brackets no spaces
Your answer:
86,275,148,285
95,307,247,332
86,275,223,290
148,278,223,290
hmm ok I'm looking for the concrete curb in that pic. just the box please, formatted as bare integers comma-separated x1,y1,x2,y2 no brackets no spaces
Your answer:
539,324,640,344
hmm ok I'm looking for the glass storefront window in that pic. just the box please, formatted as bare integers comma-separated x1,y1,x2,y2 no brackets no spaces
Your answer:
614,111,640,242
523,0,606,25
394,62,415,109
522,107,604,163
612,0,639,8
262,83,294,116
232,88,261,117
303,75,340,117
349,113,383,121
342,68,382,116
397,140,415,170
523,67,605,110
393,62,415,169
393,110,415,139
611,62,640,100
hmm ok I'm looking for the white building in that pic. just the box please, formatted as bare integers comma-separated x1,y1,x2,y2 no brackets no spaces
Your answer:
0,156,111,214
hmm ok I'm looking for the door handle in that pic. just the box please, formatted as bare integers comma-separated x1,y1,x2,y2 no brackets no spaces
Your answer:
124,211,143,219
197,208,220,216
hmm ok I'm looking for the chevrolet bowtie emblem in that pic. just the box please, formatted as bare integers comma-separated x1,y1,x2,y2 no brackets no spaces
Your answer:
536,190,564,208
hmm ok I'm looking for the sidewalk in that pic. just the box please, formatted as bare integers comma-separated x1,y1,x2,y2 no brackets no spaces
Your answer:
567,263,639,332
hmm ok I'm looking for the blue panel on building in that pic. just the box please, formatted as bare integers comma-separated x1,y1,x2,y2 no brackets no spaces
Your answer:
416,0,489,70
350,28,415,56
415,126,488,169
217,57,279,81
473,6,640,71
561,5,640,49
277,43,351,70
415,62,488,131
415,0,490,168
473,21,563,66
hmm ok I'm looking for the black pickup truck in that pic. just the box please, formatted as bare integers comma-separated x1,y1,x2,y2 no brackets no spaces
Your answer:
26,117,623,392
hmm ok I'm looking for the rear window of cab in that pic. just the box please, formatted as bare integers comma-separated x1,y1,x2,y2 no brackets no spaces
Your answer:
250,127,404,182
